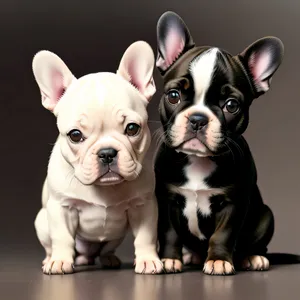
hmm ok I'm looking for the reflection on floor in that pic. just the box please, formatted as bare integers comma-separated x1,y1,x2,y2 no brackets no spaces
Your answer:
2,249,300,300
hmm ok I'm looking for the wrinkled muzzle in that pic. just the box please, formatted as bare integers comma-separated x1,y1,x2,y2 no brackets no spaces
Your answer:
74,138,142,186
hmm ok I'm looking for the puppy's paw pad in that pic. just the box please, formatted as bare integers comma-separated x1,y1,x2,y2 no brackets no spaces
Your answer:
162,258,183,273
75,255,95,266
241,255,269,271
183,252,202,266
135,259,164,274
203,260,235,275
43,260,75,275
100,254,121,269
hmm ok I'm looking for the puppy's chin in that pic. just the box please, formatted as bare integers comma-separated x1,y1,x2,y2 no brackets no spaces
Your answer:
94,163,142,185
95,171,125,186
78,162,142,186
175,138,213,157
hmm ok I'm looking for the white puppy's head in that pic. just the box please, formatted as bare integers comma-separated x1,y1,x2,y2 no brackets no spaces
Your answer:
32,41,156,186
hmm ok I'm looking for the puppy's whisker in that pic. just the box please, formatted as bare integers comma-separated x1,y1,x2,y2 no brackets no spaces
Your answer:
209,129,243,158
152,128,167,147
172,124,188,129
151,117,185,147
152,128,163,140
169,132,179,138
226,137,244,159
224,141,236,165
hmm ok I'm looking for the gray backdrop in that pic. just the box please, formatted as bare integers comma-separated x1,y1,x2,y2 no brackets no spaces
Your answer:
1,0,299,261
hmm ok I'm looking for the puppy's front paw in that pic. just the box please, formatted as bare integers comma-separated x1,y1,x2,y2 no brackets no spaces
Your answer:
134,258,163,274
43,260,75,275
162,258,183,273
203,260,235,275
100,254,122,269
241,255,269,271
183,252,202,266
75,255,95,266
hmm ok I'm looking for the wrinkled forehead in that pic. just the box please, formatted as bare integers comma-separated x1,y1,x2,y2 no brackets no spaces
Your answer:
70,73,139,106
59,73,147,124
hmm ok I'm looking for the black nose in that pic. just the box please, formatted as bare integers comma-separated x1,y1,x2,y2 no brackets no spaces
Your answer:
97,148,118,164
189,114,209,131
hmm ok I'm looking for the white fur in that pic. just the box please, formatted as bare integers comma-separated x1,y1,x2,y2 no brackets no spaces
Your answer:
169,156,224,240
33,42,163,275
190,48,219,105
169,49,223,154
183,196,206,240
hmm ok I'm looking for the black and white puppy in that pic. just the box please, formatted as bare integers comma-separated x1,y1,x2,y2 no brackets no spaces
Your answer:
154,11,284,275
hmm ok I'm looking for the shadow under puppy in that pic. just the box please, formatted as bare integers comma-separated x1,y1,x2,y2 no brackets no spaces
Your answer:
154,11,285,275
33,41,163,275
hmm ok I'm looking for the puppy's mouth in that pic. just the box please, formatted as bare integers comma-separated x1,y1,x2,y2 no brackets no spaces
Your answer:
96,170,124,186
176,138,213,157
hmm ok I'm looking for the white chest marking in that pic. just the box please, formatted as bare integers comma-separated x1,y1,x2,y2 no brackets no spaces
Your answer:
181,156,217,191
169,156,224,240
182,191,212,240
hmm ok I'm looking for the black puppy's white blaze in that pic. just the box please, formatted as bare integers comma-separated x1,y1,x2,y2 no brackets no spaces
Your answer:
170,48,223,155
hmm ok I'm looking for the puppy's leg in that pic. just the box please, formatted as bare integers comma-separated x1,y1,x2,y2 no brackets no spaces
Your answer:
74,237,101,266
99,238,124,269
128,195,163,275
240,204,274,271
157,192,184,273
34,208,52,265
182,247,202,266
42,198,79,275
203,201,248,276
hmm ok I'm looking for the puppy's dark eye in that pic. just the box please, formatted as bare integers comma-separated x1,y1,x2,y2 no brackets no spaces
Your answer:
223,98,240,114
67,129,84,143
125,123,140,137
167,89,181,105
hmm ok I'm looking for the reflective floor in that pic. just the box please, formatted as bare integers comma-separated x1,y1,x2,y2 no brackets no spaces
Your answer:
2,248,300,300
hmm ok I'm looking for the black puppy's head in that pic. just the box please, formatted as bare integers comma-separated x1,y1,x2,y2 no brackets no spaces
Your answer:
156,11,284,157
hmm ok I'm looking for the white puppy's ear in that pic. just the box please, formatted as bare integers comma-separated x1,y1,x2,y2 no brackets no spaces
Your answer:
32,51,76,112
117,41,156,102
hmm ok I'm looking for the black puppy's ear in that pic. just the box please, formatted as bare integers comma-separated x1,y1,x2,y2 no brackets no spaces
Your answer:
238,36,284,96
156,11,195,74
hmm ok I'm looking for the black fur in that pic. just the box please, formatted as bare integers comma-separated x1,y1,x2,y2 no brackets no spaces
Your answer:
154,11,298,275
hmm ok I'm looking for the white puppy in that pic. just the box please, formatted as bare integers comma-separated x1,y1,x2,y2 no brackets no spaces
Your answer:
33,41,163,275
